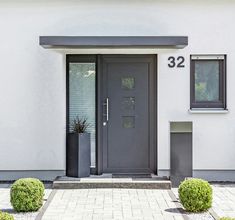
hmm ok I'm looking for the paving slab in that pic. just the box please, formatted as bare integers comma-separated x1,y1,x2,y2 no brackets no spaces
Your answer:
42,189,184,220
211,184,235,219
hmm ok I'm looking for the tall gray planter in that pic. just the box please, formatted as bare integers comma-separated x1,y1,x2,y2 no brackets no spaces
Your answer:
67,133,91,178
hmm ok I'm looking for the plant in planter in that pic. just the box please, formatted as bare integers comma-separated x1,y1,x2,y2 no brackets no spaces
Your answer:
67,116,91,178
71,117,90,133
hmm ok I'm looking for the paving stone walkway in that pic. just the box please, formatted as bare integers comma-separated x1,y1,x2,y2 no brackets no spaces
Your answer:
1,183,235,220
42,189,184,220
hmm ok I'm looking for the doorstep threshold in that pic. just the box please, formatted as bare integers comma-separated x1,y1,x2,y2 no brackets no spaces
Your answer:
53,175,171,189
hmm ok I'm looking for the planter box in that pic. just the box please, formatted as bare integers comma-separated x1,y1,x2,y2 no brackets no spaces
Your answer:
67,133,91,178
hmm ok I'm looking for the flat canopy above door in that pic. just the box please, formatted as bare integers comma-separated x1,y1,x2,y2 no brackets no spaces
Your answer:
39,36,188,49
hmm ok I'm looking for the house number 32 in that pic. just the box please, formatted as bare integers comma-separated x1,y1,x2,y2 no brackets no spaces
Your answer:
168,56,185,68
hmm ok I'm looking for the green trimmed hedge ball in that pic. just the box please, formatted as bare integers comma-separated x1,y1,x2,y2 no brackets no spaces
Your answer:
178,178,212,212
10,178,44,212
0,211,14,220
220,218,235,220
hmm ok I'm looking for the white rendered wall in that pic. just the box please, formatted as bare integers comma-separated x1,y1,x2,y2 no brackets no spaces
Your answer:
0,0,235,179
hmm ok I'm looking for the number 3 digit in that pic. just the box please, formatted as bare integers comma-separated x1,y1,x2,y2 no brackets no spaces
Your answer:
168,56,175,68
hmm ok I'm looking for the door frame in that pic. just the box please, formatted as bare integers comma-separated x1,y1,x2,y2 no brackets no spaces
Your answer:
66,54,158,175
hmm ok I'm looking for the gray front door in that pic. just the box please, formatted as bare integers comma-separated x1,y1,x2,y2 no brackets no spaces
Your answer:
101,55,156,173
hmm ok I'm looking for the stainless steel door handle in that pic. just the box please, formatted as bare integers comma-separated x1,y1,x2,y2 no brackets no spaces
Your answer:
106,98,109,122
103,98,109,126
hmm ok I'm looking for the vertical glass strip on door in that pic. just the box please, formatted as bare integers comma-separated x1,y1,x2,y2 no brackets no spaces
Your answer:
69,62,96,167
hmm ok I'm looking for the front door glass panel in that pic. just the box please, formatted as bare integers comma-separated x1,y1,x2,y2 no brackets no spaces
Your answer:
122,116,135,128
122,97,135,110
121,77,135,90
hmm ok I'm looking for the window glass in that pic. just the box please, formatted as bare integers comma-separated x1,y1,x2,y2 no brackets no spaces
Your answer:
190,55,226,109
122,97,135,110
195,61,219,102
122,116,135,128
69,63,96,167
121,77,135,90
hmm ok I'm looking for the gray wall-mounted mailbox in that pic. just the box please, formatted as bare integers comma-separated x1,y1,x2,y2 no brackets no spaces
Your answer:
170,122,192,187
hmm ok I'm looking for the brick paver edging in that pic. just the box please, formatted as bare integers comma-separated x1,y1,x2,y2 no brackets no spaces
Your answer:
35,190,57,220
167,190,190,220
209,208,220,220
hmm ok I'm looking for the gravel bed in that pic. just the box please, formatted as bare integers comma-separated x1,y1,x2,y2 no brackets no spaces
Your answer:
0,183,52,220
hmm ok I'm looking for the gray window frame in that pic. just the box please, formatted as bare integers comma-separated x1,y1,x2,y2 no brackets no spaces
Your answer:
190,55,226,109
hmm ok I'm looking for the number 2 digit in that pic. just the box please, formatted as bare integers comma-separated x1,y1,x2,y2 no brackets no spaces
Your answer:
177,56,185,68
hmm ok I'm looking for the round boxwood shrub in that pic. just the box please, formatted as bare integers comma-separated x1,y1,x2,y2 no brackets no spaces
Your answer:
10,178,44,212
0,211,14,220
178,178,212,212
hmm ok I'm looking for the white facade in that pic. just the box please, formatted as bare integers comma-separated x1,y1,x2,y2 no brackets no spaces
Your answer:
0,0,235,180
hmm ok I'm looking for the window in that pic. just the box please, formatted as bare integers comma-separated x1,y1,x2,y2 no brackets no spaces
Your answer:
67,55,96,167
190,55,226,109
